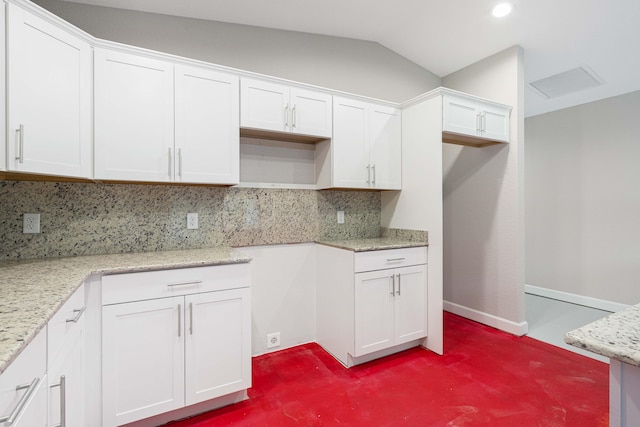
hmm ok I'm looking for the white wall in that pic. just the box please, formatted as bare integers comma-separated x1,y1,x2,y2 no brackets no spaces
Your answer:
526,90,640,305
441,46,527,334
240,244,316,356
33,0,441,102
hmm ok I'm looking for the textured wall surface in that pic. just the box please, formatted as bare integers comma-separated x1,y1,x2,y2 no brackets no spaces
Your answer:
0,181,381,260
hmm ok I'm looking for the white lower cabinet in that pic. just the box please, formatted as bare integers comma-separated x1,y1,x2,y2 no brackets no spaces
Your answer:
101,265,252,426
317,245,427,367
0,329,47,427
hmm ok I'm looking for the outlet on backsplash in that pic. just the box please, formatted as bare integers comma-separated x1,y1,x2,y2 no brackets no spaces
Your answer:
23,213,41,234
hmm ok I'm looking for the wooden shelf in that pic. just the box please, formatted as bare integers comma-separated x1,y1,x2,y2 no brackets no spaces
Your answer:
442,131,506,148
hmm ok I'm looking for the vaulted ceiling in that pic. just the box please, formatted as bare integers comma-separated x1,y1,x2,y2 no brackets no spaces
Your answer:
59,0,640,117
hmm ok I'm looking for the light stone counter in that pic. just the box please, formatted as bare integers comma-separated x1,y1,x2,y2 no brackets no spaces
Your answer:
0,247,251,375
316,237,427,252
565,304,640,366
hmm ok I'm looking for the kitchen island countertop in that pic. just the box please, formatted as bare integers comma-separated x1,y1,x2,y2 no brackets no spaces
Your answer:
565,303,640,366
0,247,251,375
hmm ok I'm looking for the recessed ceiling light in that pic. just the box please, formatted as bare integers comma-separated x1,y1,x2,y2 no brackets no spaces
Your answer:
492,2,513,18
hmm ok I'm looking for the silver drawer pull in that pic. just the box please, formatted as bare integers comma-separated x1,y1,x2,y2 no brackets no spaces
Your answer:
167,280,203,287
178,304,182,338
66,307,86,323
386,257,406,262
16,125,24,164
0,377,40,424
50,375,66,427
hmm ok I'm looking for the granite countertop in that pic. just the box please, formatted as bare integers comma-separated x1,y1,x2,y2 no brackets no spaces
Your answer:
565,304,640,366
316,237,427,252
0,247,251,375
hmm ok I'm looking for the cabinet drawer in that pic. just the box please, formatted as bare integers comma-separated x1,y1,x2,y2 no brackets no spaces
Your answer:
47,284,85,364
102,263,251,305
354,247,427,273
0,329,46,424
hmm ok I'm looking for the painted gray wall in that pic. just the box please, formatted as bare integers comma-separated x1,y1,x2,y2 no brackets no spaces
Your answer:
33,0,441,102
525,90,640,305
442,46,526,332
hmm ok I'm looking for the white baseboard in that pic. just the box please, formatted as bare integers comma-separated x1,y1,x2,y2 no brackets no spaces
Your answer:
525,284,629,313
443,301,529,336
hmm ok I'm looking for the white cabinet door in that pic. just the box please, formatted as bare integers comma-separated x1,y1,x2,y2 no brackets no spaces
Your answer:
1,3,6,172
102,297,185,426
6,3,91,178
290,88,332,137
394,265,427,345
94,48,174,182
442,94,479,136
12,377,47,427
332,97,370,189
175,65,239,184
185,288,251,405
481,103,510,142
0,330,46,427
240,79,289,133
48,318,85,427
354,270,395,356
370,105,401,190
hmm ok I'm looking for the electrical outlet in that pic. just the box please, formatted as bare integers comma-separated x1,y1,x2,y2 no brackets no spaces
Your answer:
23,213,41,234
267,332,281,349
337,210,345,224
187,213,198,230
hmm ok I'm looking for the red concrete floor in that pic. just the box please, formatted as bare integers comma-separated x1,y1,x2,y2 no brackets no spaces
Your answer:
167,312,609,426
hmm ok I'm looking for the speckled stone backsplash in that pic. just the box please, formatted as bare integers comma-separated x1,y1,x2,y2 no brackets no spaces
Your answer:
0,181,381,260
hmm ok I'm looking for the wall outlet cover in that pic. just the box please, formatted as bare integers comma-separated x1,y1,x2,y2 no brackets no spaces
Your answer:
187,212,198,229
23,213,41,234
267,332,281,349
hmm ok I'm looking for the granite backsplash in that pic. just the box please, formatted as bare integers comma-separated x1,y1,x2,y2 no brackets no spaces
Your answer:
0,181,382,260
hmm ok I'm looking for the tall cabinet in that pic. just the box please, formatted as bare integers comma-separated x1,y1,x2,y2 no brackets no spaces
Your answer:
5,2,92,178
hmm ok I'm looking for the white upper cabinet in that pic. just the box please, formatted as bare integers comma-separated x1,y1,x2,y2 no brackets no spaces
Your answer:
241,78,332,138
6,3,92,178
94,48,174,182
442,93,510,144
175,65,239,184
327,96,401,190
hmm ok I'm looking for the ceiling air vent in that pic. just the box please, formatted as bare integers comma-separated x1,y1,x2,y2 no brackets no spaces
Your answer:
529,66,604,99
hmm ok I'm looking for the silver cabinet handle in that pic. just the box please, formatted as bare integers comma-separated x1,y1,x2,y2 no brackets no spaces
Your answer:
372,164,376,185
292,104,296,128
189,302,193,335
65,307,85,323
476,113,481,133
386,257,406,262
390,275,395,296
0,377,40,424
50,375,66,427
177,304,182,338
284,104,289,128
16,125,24,164
366,165,371,184
481,112,486,133
167,280,202,288
178,148,183,178
168,147,172,177
396,274,401,296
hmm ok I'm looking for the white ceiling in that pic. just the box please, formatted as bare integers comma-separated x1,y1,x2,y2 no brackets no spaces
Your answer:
58,0,640,117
